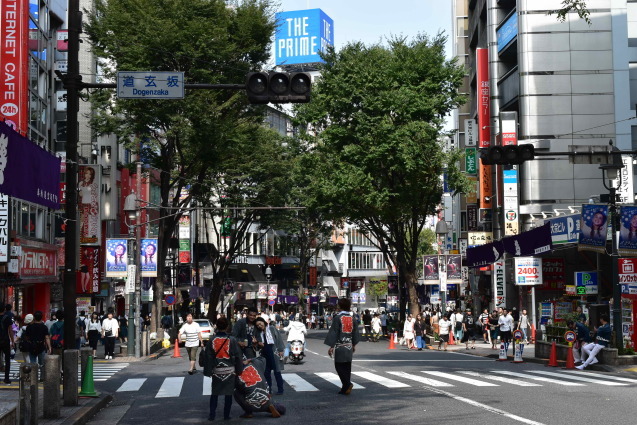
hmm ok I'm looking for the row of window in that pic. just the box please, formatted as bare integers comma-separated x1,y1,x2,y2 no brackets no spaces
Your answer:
348,252,386,270
348,228,377,247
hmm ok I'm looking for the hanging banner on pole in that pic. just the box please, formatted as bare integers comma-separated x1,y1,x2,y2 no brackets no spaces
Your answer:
578,204,609,253
493,260,505,308
476,48,491,148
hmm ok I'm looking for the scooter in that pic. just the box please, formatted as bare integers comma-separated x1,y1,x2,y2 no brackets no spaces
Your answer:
288,340,305,364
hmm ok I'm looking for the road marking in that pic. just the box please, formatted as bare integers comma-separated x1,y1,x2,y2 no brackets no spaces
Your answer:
491,371,583,386
527,370,628,386
460,371,542,387
203,376,211,395
560,370,637,383
281,373,319,392
353,359,493,362
351,372,410,388
387,371,454,387
423,371,498,386
422,386,546,425
116,378,146,392
156,377,184,398
315,372,364,389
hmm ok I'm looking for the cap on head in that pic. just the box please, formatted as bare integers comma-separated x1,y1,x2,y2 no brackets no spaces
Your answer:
24,314,34,324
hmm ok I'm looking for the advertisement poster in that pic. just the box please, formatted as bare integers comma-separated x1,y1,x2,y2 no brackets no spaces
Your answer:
257,284,268,299
619,205,637,256
493,260,506,308
179,239,191,263
578,204,609,253
140,238,158,277
540,257,565,291
476,48,491,148
142,277,154,302
445,254,462,283
0,0,28,132
105,238,128,277
76,297,91,317
77,246,99,294
78,164,101,244
423,255,439,284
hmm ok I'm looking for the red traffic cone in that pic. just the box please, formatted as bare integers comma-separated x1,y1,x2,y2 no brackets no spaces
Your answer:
546,341,558,367
388,333,396,350
530,324,536,344
171,339,182,358
448,330,455,345
564,345,575,369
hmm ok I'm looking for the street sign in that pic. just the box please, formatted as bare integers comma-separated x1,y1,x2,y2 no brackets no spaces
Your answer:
126,265,136,294
514,257,542,286
268,299,275,306
619,259,637,294
117,71,185,99
574,271,598,295
564,330,577,343
513,329,524,341
165,294,176,305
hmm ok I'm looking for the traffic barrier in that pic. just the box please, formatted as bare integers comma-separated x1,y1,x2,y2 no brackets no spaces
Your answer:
496,342,507,361
388,333,396,349
546,341,559,367
448,331,455,345
564,344,576,369
512,343,524,363
393,332,398,343
78,355,98,397
171,339,182,358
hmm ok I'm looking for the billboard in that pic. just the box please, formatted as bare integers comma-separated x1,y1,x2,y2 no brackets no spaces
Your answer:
423,255,439,284
0,0,29,132
78,246,99,294
140,238,158,277
476,48,490,148
497,12,518,52
105,238,128,277
619,205,637,256
578,204,609,253
79,165,101,244
274,9,334,66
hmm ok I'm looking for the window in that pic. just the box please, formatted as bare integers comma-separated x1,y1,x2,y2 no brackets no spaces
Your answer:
348,252,386,270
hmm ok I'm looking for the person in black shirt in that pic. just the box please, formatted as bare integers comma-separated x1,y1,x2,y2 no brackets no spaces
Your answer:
461,309,477,349
362,310,372,339
23,311,51,377
0,304,16,384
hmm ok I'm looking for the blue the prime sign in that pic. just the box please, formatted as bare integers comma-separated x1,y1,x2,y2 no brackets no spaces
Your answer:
274,9,334,66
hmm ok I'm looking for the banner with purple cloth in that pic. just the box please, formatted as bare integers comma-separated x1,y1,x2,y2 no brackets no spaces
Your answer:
0,121,61,209
502,222,552,257
466,241,504,268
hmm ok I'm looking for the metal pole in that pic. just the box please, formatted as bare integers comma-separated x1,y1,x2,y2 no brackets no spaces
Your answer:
135,160,142,358
610,186,623,349
127,236,134,356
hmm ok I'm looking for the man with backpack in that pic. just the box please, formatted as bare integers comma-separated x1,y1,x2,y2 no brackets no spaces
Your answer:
0,304,16,384
76,311,88,349
49,310,65,356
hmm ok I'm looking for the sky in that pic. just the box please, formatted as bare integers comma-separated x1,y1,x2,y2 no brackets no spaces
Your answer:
277,0,453,55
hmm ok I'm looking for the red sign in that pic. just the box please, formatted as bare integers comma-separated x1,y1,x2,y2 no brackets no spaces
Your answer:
308,266,317,287
77,246,100,294
266,256,282,265
0,0,29,132
540,258,565,291
476,48,490,148
18,243,57,278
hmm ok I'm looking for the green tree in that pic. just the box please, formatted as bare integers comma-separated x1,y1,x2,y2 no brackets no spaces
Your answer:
294,35,469,318
549,0,591,24
86,0,277,331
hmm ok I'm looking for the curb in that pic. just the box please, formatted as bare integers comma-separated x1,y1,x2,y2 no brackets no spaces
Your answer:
63,393,113,425
146,346,171,361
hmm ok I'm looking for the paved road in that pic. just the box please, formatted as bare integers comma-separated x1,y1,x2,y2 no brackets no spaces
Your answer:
86,330,637,425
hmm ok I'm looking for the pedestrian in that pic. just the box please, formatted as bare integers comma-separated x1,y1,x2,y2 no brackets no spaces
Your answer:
379,310,388,336
118,315,128,344
0,304,15,384
362,310,372,338
567,319,592,365
283,315,307,358
254,317,285,395
44,312,57,332
324,298,360,395
371,313,382,342
431,308,440,339
413,314,425,350
234,356,286,418
16,314,34,362
178,313,202,374
498,308,514,353
102,311,119,360
161,313,173,336
576,305,588,326
438,314,452,351
452,308,464,343
403,314,415,349
577,314,611,370
49,310,65,356
202,317,242,421
518,309,531,343
231,307,259,359
86,312,102,358
489,310,499,349
78,311,89,347
461,309,477,349
21,311,51,378
478,308,490,343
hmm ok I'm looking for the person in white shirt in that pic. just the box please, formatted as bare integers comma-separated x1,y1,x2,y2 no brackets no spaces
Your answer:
438,314,452,351
283,316,308,359
101,312,119,360
498,308,514,353
86,312,102,358
178,313,202,374
518,309,531,343
451,309,464,343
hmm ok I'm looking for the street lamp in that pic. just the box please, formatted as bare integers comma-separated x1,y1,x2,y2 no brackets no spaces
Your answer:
435,220,449,314
265,266,273,281
599,141,624,350
123,192,141,358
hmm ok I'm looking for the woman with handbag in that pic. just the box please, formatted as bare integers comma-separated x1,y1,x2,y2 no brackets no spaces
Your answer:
202,317,242,421
86,313,102,358
102,311,119,360
403,314,415,350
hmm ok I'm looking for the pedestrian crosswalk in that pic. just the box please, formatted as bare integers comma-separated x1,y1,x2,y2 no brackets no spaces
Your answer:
7,359,128,382
113,368,637,398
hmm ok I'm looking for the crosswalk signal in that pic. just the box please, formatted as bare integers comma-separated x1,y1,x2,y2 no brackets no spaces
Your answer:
245,71,311,104
480,144,535,165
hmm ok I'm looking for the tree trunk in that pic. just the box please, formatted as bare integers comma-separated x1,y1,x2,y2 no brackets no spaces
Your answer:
207,274,223,324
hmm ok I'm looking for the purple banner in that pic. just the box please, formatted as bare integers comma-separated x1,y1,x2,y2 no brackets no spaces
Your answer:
0,121,61,209
466,241,504,268
502,223,552,256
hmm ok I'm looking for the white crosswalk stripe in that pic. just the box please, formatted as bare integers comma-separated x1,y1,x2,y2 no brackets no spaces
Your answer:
156,377,184,398
281,373,319,392
88,363,129,382
460,371,542,387
560,370,637,383
351,371,410,388
423,371,499,387
203,376,212,396
491,370,584,386
387,371,454,387
116,378,146,392
315,372,364,389
528,370,628,386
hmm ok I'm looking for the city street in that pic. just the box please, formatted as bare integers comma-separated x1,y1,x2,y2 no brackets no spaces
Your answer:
84,330,637,425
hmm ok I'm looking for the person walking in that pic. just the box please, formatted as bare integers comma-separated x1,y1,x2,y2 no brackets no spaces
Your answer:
44,312,57,332
49,310,65,356
438,314,452,351
413,314,425,350
178,313,202,374
202,317,242,421
254,317,285,395
403,314,415,349
324,298,360,395
461,309,477,349
118,315,128,344
478,308,490,344
452,309,464,343
362,310,372,339
518,309,531,343
0,304,15,384
577,314,611,370
379,310,388,337
489,310,499,349
371,313,382,343
86,313,102,358
231,307,259,359
102,311,119,360
22,311,51,379
498,308,514,354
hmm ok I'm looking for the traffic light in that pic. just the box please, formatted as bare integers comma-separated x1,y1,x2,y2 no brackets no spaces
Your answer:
479,144,535,165
245,71,311,104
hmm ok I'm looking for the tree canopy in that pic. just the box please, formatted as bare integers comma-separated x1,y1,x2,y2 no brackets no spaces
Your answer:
294,35,469,316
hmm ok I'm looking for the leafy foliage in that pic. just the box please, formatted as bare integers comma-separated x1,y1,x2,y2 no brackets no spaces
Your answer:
549,0,591,25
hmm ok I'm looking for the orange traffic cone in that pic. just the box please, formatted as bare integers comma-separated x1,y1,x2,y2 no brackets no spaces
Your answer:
564,344,575,369
171,339,182,358
546,341,558,367
448,331,455,345
388,333,396,349
530,324,536,344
